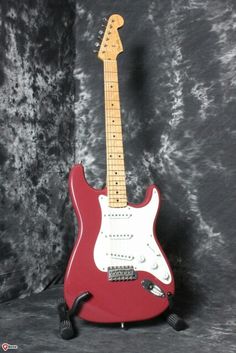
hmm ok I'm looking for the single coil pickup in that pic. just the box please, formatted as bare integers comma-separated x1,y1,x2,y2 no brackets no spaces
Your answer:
105,233,133,239
106,253,134,260
108,266,137,281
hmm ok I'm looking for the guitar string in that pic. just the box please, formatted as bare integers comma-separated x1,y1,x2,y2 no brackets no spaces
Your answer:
110,61,128,264
107,60,117,267
105,60,127,206
105,60,114,267
104,59,127,267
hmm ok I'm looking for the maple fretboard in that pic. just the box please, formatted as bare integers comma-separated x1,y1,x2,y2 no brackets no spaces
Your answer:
104,59,127,208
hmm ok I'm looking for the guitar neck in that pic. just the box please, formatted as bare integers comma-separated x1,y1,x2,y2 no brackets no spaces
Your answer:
104,59,127,208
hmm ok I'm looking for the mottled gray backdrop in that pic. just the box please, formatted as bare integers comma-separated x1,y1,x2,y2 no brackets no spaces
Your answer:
1,0,236,326
0,0,75,302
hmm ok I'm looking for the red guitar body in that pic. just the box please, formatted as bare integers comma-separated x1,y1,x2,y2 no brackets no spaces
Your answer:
64,164,175,323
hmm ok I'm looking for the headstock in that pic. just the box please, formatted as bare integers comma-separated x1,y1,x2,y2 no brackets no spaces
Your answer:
95,14,124,61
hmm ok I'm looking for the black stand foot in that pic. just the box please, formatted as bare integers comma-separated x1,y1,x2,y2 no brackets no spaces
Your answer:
163,293,188,331
164,310,188,331
57,292,92,340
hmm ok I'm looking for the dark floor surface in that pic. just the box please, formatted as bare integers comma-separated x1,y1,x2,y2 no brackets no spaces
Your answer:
0,285,235,353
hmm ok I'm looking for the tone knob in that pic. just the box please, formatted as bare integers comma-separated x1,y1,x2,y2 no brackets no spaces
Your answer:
163,272,169,280
151,262,158,270
138,255,145,263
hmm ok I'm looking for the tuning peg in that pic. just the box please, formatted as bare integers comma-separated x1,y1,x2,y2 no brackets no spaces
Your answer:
98,30,104,35
102,17,108,23
94,42,100,48
93,49,98,53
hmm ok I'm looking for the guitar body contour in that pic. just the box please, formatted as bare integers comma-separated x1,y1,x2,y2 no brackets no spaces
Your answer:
64,164,175,323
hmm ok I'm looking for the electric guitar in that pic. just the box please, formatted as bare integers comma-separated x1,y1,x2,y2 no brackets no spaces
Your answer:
64,14,175,323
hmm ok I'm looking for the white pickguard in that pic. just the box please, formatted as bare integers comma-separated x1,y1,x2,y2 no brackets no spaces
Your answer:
94,189,172,284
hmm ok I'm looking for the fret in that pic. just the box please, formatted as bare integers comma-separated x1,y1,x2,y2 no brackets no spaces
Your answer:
108,200,127,203
104,73,118,82
107,96,120,102
107,167,125,171
105,113,121,118
108,163,125,168
107,138,123,142
104,81,118,87
109,199,127,203
106,143,123,148
108,183,126,187
107,161,124,164
107,176,126,180
104,92,119,99
108,192,127,195
106,147,124,152
107,158,125,163
106,130,122,134
107,159,124,164
109,194,127,198
106,119,121,122
106,134,123,138
104,106,120,111
108,173,125,177
106,129,122,134
104,82,119,91
107,151,124,156
105,103,120,107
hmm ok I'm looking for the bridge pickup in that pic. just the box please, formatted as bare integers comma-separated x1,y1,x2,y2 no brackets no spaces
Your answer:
108,266,137,281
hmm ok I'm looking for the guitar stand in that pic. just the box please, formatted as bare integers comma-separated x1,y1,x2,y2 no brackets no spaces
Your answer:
57,291,187,340
163,293,188,331
57,291,92,340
